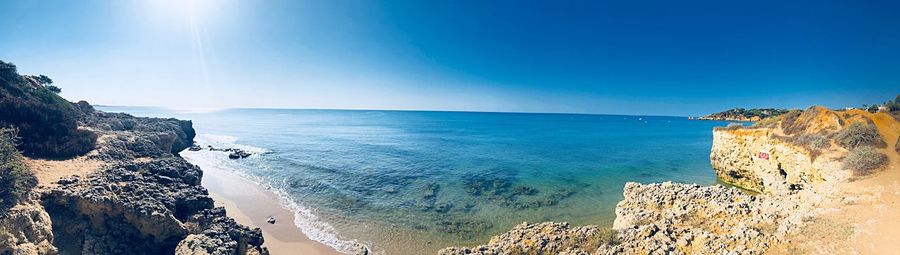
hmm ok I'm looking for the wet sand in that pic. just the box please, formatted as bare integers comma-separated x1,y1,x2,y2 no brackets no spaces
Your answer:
200,163,342,255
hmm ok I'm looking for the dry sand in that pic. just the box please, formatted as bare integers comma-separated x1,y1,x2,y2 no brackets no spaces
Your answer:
200,164,342,255
773,112,900,254
25,156,105,187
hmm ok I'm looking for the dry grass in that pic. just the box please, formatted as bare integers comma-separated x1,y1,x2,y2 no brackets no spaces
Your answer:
843,146,889,176
835,122,886,149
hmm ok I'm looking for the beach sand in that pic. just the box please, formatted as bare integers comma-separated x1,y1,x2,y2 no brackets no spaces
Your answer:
200,164,342,255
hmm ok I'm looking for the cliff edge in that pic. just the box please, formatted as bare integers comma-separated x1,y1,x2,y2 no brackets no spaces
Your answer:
0,60,269,255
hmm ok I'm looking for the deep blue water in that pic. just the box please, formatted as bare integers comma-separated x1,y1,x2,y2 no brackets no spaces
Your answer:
98,107,729,254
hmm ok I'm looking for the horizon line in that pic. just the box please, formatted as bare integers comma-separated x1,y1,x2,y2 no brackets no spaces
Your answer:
92,104,705,118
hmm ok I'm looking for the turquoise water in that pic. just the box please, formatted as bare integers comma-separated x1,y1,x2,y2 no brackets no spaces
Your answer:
99,107,728,254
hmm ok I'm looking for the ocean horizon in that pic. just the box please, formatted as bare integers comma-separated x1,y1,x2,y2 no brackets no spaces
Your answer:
99,106,732,254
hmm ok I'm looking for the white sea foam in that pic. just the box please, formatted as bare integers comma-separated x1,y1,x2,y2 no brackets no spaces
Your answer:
270,184,373,254
186,134,370,254
194,134,269,154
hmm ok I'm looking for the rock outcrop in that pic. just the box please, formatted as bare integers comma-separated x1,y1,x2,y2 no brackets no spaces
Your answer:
440,182,822,255
32,113,270,254
0,193,56,255
709,106,892,194
710,127,844,194
1,61,269,254
80,108,197,160
43,159,265,255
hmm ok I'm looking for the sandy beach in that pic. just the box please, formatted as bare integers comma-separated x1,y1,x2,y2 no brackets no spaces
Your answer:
199,163,342,255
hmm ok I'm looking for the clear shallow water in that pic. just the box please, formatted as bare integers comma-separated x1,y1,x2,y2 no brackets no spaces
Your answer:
98,107,729,254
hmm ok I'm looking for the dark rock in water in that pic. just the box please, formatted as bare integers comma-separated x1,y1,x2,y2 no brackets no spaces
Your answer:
266,217,276,224
228,150,252,159
436,217,493,240
462,174,577,210
414,182,441,211
423,182,440,199
463,176,510,197
205,145,253,159
512,186,538,196
434,202,454,213
188,144,202,151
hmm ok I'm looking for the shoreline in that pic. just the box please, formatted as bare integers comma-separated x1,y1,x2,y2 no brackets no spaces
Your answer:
195,158,343,255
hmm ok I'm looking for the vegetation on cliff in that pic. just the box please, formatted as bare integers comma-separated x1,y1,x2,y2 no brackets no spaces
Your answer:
700,108,789,121
834,122,887,149
0,128,36,214
861,94,900,116
0,60,96,158
843,146,889,176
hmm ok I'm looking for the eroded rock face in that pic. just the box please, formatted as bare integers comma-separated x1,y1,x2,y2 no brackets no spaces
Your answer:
710,127,845,194
43,159,267,255
10,106,270,255
611,182,810,255
708,107,866,195
80,110,196,161
439,222,609,255
175,208,266,255
0,193,57,255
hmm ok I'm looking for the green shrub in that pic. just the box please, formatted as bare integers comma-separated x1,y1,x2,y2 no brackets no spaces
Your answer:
843,146,888,176
47,85,61,94
0,128,37,214
0,59,97,158
834,122,886,149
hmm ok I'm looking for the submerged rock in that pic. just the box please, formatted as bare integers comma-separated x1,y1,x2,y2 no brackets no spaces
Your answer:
228,150,251,159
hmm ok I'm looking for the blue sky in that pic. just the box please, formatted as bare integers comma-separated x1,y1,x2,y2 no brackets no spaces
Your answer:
1,0,898,116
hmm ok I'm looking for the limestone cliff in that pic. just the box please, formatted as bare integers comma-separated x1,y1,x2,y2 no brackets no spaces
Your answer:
0,193,56,255
710,127,845,194
710,106,895,194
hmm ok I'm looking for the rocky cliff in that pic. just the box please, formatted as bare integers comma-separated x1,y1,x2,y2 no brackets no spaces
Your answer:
0,61,270,254
710,106,894,194
1,108,270,255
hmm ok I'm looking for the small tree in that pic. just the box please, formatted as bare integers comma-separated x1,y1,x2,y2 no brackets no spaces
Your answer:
47,85,62,94
36,74,53,86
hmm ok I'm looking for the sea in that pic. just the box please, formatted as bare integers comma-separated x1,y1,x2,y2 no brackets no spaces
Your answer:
97,106,731,254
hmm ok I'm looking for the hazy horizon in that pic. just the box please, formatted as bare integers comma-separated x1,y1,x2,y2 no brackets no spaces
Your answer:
96,104,815,118
2,0,898,116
